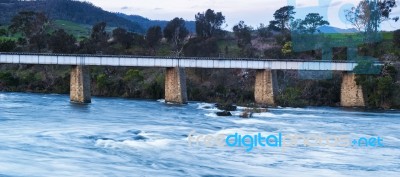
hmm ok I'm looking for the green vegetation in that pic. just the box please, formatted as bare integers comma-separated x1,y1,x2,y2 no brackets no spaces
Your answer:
51,20,91,39
0,71,18,87
0,0,399,109
0,0,143,33
355,63,398,109
163,17,189,56
277,87,305,107
0,39,16,52
233,21,254,57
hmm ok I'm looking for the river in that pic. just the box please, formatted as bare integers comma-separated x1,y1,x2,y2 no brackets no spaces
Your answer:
0,92,399,177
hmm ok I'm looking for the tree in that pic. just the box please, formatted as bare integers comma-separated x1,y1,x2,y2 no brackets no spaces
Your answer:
163,17,189,56
281,41,292,56
257,23,272,38
29,33,49,52
195,9,225,38
290,19,305,33
78,22,109,54
233,21,255,57
49,29,76,53
130,33,146,48
78,38,94,54
0,28,7,36
90,22,109,53
124,69,144,96
183,38,219,57
8,11,49,52
146,26,162,49
112,27,134,49
108,28,148,55
268,6,295,32
300,13,329,34
0,39,16,52
9,11,48,44
345,0,398,33
91,22,108,44
183,10,224,57
233,21,252,48
394,29,400,47
268,20,281,31
355,62,397,108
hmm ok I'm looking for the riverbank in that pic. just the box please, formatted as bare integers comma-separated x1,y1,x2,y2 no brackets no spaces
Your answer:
0,64,399,109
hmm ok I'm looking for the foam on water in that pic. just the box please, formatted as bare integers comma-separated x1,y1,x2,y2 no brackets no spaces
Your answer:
156,99,165,103
204,113,218,117
196,103,220,112
231,118,271,125
95,138,173,149
215,127,260,135
236,106,247,110
252,112,277,118
0,92,399,177
253,112,321,118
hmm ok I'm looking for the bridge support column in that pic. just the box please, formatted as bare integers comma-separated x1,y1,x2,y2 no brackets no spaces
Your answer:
340,72,365,107
255,69,277,106
165,67,187,104
70,65,91,103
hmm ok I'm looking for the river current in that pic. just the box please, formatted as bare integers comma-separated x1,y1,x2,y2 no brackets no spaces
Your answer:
0,92,399,177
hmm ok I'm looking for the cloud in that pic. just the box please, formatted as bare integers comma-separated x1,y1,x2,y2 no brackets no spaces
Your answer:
293,0,343,8
82,0,399,31
330,1,343,7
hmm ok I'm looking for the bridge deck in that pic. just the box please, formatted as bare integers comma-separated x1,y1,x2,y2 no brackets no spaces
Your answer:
0,53,365,71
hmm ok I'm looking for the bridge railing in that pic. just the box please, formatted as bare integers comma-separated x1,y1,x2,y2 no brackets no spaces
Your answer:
0,52,371,63
0,52,383,71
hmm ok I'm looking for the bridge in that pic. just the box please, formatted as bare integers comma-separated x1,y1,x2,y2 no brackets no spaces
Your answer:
0,52,370,107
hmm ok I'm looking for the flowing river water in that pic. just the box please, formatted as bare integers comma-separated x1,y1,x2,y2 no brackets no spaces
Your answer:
0,92,399,177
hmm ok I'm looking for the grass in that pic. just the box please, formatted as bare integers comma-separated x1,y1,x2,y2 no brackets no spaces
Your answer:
51,20,120,40
50,20,91,39
217,38,241,58
0,26,21,40
382,32,393,40
290,32,395,51
1,20,96,41
0,36,18,41
322,31,393,41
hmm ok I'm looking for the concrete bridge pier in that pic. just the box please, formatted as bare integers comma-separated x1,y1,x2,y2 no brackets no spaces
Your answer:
340,72,365,107
70,65,91,103
254,69,277,106
165,67,188,104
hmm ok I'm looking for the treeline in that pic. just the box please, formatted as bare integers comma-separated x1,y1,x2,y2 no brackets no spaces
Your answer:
116,13,196,33
0,0,143,32
0,12,208,57
0,0,399,108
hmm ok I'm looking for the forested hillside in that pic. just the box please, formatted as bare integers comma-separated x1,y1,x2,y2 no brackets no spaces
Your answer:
0,0,144,33
0,0,196,34
117,13,196,33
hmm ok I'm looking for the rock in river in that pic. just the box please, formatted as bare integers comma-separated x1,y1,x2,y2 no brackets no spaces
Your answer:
216,111,232,116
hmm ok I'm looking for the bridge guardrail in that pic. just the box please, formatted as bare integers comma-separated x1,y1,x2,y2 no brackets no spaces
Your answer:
0,52,380,63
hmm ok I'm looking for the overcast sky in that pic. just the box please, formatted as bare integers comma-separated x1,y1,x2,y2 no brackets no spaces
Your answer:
81,0,400,31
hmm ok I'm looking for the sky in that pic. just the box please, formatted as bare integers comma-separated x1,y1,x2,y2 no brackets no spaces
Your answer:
81,0,400,31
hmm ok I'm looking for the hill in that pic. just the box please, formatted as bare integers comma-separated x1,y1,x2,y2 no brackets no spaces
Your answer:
0,0,144,33
318,25,357,33
116,13,196,33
